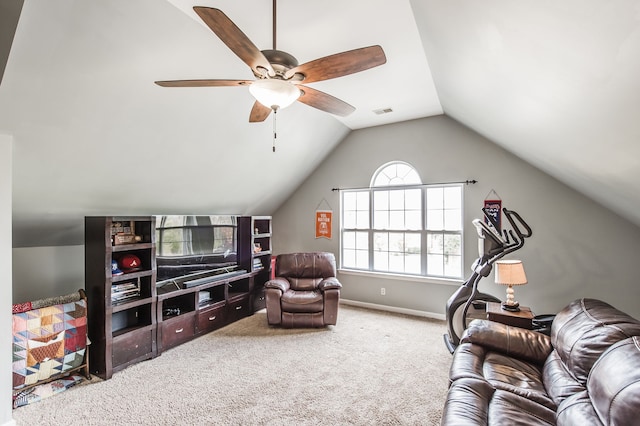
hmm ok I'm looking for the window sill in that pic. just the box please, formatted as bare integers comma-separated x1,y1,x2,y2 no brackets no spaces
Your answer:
337,268,463,286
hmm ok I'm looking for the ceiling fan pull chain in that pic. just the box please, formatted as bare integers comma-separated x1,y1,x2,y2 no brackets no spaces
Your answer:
272,108,277,152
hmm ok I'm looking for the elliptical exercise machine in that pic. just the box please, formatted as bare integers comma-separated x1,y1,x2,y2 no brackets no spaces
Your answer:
443,207,532,354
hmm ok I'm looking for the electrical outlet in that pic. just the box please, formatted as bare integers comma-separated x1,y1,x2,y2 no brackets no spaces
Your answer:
381,287,386,296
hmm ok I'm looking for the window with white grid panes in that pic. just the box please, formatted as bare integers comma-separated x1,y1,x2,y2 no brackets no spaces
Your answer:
341,162,463,279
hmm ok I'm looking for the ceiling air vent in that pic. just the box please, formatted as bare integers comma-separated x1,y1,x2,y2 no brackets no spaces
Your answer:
373,107,393,115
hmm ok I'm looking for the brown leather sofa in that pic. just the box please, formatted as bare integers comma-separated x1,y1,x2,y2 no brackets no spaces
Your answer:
264,252,342,328
441,298,640,425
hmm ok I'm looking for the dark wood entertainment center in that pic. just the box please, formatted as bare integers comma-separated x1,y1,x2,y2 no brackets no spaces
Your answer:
85,215,272,380
156,269,255,353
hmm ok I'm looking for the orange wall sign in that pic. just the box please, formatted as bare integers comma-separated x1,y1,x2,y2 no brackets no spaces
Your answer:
315,210,333,239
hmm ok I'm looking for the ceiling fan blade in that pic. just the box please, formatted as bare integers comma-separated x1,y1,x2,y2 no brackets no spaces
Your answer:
249,101,272,122
297,85,355,117
194,7,274,77
285,45,386,83
155,79,252,87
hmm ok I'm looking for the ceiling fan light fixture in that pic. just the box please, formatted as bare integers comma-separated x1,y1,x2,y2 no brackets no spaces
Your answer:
249,79,300,110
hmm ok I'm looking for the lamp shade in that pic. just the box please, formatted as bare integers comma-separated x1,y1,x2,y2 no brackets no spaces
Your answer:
494,260,527,286
249,79,301,110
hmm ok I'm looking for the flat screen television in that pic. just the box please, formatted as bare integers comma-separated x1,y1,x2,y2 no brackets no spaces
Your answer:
155,215,239,285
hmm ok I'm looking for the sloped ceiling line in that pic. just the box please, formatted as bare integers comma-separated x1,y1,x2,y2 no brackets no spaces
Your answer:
0,0,24,84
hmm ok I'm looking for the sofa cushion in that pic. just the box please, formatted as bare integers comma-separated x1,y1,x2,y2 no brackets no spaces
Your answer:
488,389,556,425
440,377,493,425
441,377,556,426
449,342,487,382
550,298,640,384
461,319,552,366
556,390,602,426
450,343,555,411
542,350,586,406
452,321,556,411
482,352,555,410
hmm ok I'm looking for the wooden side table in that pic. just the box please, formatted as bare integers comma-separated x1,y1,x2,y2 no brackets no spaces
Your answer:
486,302,535,329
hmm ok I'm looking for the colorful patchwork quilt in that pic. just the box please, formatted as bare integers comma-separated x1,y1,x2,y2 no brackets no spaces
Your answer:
12,375,84,409
12,294,87,392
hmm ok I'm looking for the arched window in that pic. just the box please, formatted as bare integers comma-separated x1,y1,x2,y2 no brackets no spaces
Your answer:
371,162,422,187
341,162,463,279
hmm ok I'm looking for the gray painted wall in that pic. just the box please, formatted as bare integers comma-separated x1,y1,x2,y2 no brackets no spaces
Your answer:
12,114,640,322
272,115,640,319
12,245,84,304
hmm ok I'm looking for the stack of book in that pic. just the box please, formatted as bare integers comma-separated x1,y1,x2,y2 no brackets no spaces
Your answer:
111,281,140,304
253,258,264,271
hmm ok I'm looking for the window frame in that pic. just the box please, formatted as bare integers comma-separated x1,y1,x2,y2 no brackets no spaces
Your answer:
340,163,464,281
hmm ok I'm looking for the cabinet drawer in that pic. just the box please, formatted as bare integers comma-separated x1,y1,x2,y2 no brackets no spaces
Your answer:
112,328,154,368
197,305,226,334
227,295,251,323
161,313,195,351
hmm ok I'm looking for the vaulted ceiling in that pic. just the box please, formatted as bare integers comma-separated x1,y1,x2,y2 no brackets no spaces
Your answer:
1,0,639,247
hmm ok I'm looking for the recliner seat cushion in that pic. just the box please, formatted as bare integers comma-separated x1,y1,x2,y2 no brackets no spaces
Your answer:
280,289,323,313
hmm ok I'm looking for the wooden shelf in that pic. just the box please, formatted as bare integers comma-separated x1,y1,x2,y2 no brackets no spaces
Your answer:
112,323,155,339
155,271,256,354
111,242,154,252
85,216,158,380
111,296,154,313
238,216,272,312
86,215,273,378
112,269,153,282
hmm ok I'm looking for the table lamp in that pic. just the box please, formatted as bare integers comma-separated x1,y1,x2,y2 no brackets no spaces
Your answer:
494,259,527,312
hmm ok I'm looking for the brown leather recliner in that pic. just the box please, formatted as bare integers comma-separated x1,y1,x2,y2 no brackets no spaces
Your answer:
441,298,640,425
264,252,342,328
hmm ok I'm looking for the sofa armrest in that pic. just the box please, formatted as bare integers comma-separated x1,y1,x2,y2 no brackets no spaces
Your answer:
318,277,342,291
264,277,290,293
461,319,553,365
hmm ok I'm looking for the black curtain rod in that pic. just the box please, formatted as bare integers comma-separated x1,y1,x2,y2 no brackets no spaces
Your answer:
331,179,477,192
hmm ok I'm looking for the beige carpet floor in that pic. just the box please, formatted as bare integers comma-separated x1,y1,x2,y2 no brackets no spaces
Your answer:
12,305,451,425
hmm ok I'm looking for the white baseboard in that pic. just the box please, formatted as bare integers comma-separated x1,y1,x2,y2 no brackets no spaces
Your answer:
340,299,445,321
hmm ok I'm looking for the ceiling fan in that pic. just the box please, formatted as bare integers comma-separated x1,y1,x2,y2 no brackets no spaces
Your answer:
155,1,387,123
